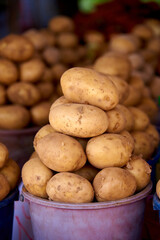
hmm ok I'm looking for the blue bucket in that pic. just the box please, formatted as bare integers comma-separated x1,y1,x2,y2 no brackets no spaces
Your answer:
153,193,160,222
0,188,19,240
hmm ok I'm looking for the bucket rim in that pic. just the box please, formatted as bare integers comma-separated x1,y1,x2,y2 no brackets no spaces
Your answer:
22,181,152,210
0,126,40,136
0,187,19,208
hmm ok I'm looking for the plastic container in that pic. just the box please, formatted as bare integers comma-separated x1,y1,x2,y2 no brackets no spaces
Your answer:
0,127,39,169
22,182,152,240
0,188,19,240
153,193,160,222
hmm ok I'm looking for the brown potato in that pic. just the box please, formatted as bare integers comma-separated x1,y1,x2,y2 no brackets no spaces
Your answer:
50,96,70,110
129,75,144,91
0,59,18,85
128,53,144,70
125,155,151,191
93,167,136,201
34,132,86,172
48,16,74,33
0,173,10,201
46,172,94,203
131,131,154,160
49,103,109,138
42,47,60,65
7,82,41,106
36,82,54,100
22,157,53,198
60,48,79,65
23,29,47,51
57,32,78,48
141,86,152,98
0,84,6,105
0,143,9,168
106,107,126,133
93,52,131,81
30,151,39,159
150,76,160,100
40,29,56,46
86,133,133,169
132,24,153,40
34,124,56,146
84,31,105,44
0,158,20,190
20,58,45,83
146,37,160,53
156,180,160,199
122,85,142,106
30,101,51,126
0,105,30,129
119,130,135,152
61,67,119,111
51,63,67,82
73,164,99,182
138,97,158,121
129,107,150,131
116,104,134,131
0,34,34,61
145,124,160,150
41,67,53,82
133,64,154,84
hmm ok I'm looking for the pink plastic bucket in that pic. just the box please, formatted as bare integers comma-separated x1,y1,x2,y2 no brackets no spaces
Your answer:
0,127,39,169
22,182,152,240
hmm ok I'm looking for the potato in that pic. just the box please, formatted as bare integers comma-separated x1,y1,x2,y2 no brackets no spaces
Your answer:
42,47,60,65
129,107,150,131
138,97,158,121
50,96,70,111
133,64,154,84
106,107,126,133
34,132,87,172
109,34,140,54
129,75,144,91
145,124,160,150
108,76,129,103
0,173,10,201
0,34,34,61
48,16,74,33
20,58,45,83
49,103,109,138
119,130,135,152
84,31,105,44
141,86,151,98
36,82,54,100
51,63,67,82
22,157,53,198
46,172,94,203
116,104,134,131
0,158,20,190
57,32,78,48
30,151,39,159
131,131,154,160
0,59,18,85
0,84,6,105
41,67,53,82
34,124,56,146
122,85,142,106
0,143,9,168
150,76,160,100
156,180,160,199
145,19,160,36
60,48,79,65
73,164,99,182
30,101,51,126
93,52,131,81
76,137,88,151
128,53,144,70
0,105,30,129
132,24,153,40
40,29,56,46
146,37,160,53
86,133,133,169
7,82,41,106
125,155,151,191
61,67,119,111
23,29,47,51
93,167,136,201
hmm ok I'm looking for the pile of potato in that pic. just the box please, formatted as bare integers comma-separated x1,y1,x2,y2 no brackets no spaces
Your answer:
22,64,159,203
0,16,88,130
0,142,20,201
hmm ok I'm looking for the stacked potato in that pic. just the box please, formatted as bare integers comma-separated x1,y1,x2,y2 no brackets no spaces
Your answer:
0,142,20,201
22,64,157,203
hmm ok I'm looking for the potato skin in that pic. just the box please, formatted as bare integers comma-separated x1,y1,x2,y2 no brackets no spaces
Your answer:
145,124,159,150
50,96,70,110
93,167,137,201
22,158,53,198
0,59,18,85
49,103,109,138
48,16,74,33
0,84,6,105
0,173,10,201
129,107,150,131
0,143,9,168
34,132,87,172
0,34,34,61
106,107,126,133
30,101,51,126
86,134,133,169
36,82,54,100
34,124,56,146
73,164,99,182
116,104,134,132
156,180,160,199
46,172,94,203
7,82,41,106
0,105,30,129
0,158,20,190
125,155,151,191
61,67,119,111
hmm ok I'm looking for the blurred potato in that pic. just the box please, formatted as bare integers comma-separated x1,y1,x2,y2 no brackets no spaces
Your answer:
122,85,142,106
84,31,105,44
146,37,160,54
51,63,67,82
0,59,18,85
0,143,9,168
30,101,51,126
60,48,79,65
0,84,6,105
129,107,150,131
56,32,78,48
128,53,144,70
40,28,56,46
41,67,53,82
138,97,158,121
42,47,60,65
129,75,144,91
150,76,160,100
36,82,54,100
132,24,153,40
116,104,134,132
48,16,74,33
145,124,159,150
23,29,47,51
